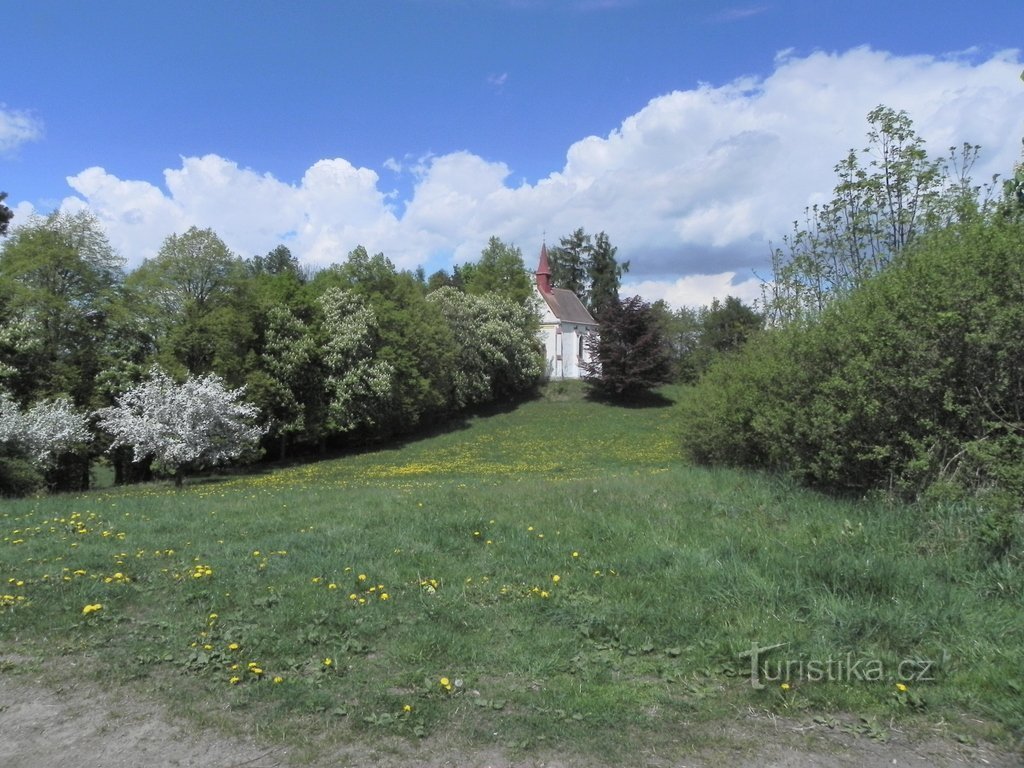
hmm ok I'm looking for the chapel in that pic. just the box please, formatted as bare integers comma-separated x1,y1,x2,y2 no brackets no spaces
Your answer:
533,244,599,379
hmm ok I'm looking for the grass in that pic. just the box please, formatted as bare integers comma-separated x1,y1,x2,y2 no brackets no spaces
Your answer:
1,381,1022,763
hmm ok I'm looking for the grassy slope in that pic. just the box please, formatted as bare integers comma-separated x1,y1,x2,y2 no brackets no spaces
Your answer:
1,383,1021,762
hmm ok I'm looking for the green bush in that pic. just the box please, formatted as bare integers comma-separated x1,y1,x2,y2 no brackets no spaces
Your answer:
680,215,1024,503
0,451,44,497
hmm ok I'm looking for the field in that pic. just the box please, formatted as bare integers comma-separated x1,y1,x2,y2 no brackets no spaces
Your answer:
1,383,1022,766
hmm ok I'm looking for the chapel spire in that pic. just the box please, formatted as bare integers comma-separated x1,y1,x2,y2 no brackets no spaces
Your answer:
536,243,553,294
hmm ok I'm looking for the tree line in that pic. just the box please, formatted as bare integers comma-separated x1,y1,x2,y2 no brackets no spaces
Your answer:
0,224,568,494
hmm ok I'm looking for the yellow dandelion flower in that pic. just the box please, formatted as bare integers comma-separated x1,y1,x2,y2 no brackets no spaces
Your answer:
357,574,367,582
323,657,333,667
780,683,791,691
328,583,337,590
552,575,560,584
896,683,908,692
229,676,241,685
380,593,389,601
228,643,240,651
273,676,284,684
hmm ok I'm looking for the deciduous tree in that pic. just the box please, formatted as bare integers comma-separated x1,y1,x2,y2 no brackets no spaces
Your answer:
95,367,264,486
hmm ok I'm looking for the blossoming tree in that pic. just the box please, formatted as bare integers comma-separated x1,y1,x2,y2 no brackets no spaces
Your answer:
95,367,265,486
0,391,90,465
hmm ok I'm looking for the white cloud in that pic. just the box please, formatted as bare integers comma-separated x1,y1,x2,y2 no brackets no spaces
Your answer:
623,272,765,310
0,105,43,155
57,47,1024,307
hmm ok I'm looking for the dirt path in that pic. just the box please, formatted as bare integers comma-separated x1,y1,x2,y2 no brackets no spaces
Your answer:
1,672,1020,768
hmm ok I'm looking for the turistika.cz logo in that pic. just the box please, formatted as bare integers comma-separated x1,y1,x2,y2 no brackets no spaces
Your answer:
739,642,939,689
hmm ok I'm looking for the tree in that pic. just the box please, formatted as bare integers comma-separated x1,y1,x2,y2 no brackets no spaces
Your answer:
0,391,89,467
763,106,972,323
549,228,592,302
0,192,13,236
461,237,534,305
582,296,673,398
127,226,248,375
245,305,322,459
0,210,124,404
247,244,303,279
698,296,762,355
587,231,629,318
316,288,394,438
427,286,543,408
95,367,264,486
0,390,90,496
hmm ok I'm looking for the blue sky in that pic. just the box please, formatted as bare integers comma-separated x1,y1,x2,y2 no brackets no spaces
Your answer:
4,1,1023,307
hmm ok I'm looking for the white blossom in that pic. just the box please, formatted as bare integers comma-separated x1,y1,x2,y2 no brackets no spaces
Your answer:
0,391,90,466
95,367,265,482
318,288,395,434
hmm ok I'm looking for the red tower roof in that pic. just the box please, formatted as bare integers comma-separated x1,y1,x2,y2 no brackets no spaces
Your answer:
536,243,553,294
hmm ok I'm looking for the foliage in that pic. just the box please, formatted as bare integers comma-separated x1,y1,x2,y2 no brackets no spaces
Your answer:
126,226,250,377
0,210,124,404
548,228,629,317
459,237,534,305
763,106,980,324
0,390,90,495
94,367,264,485
587,231,629,318
682,213,1024,508
317,287,395,437
548,227,591,302
427,286,544,408
582,295,673,398
0,191,13,236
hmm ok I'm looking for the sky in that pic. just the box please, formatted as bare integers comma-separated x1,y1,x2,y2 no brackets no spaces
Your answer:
3,0,1023,308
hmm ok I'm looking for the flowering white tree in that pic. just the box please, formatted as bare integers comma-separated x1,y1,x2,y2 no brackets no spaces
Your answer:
318,288,394,435
0,391,90,466
95,367,265,486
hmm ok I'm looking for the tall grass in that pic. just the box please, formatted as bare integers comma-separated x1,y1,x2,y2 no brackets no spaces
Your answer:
1,383,1020,762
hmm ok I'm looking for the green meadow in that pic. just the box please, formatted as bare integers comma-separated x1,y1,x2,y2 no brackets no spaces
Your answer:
1,383,1021,763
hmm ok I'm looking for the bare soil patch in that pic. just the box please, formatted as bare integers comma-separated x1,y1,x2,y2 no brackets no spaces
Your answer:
1,670,1020,768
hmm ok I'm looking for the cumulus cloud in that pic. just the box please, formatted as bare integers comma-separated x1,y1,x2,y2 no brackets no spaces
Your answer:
0,104,43,155
58,47,1024,306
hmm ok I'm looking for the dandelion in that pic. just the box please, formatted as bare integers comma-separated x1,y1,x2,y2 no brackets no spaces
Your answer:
228,643,240,651
896,683,908,692
328,583,338,590
323,657,333,667
439,676,453,691
273,676,284,684
552,574,560,584
403,704,412,712
229,676,241,685
357,574,367,582
780,683,791,691
379,593,389,601
572,551,579,558
81,603,103,616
